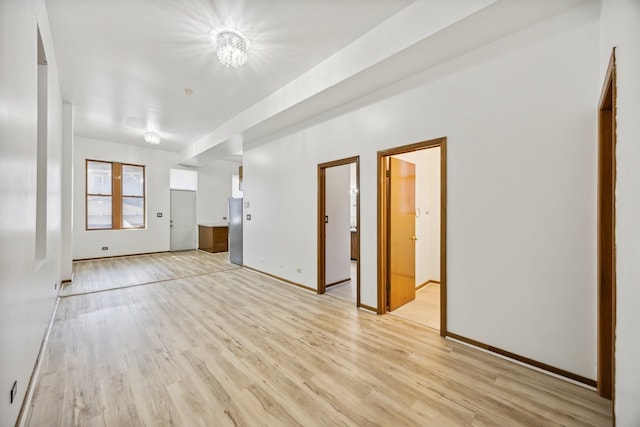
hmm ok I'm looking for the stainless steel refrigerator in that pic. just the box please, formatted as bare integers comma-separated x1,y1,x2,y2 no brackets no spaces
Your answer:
228,198,243,265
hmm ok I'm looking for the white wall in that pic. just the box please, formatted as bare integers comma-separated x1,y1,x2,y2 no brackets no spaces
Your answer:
396,148,441,286
0,1,64,424
196,161,239,225
73,136,175,259
243,140,319,281
599,1,640,425
243,2,599,379
425,148,441,283
325,164,351,284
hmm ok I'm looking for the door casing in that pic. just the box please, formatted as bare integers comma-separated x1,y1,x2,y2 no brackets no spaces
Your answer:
597,48,616,408
377,138,447,336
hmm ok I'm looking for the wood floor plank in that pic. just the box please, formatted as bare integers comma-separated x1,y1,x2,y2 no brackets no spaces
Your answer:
388,283,440,330
26,252,611,426
64,250,238,296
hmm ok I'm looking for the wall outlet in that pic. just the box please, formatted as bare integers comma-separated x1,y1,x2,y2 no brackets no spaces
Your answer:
156,212,163,218
296,268,302,273
102,246,108,251
10,380,17,404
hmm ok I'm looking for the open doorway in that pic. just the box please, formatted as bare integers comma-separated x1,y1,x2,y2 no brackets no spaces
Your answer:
377,138,446,335
318,157,360,307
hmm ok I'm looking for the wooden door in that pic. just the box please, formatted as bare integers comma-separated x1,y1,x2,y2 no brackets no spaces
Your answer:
388,157,416,311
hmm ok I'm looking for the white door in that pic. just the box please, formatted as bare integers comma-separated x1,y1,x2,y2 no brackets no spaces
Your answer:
324,164,351,285
170,190,196,251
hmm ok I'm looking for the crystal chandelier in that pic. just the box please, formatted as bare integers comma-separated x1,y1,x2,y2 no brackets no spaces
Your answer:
143,131,161,145
216,30,249,68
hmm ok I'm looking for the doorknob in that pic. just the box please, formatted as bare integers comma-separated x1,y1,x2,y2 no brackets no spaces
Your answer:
410,236,418,241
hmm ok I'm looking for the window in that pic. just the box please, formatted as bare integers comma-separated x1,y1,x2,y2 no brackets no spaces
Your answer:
86,160,145,230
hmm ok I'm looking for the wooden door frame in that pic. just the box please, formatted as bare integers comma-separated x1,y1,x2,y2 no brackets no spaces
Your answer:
597,48,616,406
377,137,447,336
317,156,361,307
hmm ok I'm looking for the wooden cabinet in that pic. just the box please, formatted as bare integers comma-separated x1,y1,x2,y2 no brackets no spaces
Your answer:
350,231,358,261
198,225,229,253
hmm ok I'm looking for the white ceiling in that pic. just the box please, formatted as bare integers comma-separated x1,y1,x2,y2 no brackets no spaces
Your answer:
46,0,414,153
46,0,589,165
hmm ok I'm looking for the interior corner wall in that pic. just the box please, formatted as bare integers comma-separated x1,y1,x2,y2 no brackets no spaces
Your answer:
599,1,640,425
243,2,599,379
72,136,175,259
0,1,64,424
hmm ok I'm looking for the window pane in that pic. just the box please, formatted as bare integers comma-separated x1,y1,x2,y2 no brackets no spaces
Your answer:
122,165,144,196
122,197,144,228
87,196,112,229
87,161,112,195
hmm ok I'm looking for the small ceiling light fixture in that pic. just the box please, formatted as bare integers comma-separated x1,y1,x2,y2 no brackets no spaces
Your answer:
184,88,193,95
144,131,161,145
215,30,249,68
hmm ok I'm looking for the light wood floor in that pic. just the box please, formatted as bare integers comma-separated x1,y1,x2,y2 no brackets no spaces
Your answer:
390,283,441,331
64,250,237,296
325,261,357,303
325,264,441,332
26,252,611,426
